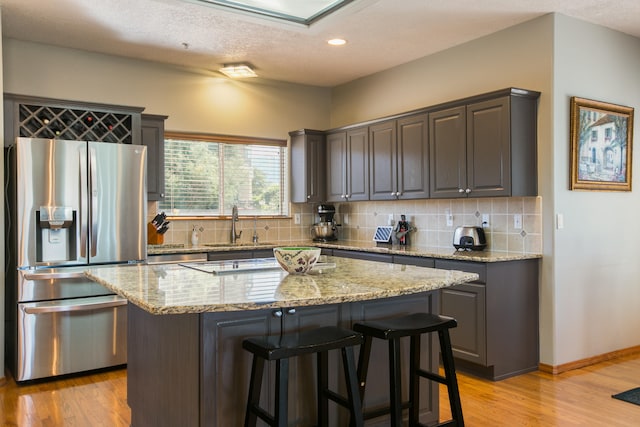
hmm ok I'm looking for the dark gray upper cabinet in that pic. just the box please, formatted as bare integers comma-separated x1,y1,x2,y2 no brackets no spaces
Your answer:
429,89,539,198
141,114,167,201
370,113,429,200
289,129,325,203
326,131,346,201
326,127,369,202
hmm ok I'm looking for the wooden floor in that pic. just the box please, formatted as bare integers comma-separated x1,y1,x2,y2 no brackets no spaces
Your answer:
2,354,640,426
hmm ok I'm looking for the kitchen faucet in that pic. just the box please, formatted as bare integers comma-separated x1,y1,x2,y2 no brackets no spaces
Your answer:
231,205,242,243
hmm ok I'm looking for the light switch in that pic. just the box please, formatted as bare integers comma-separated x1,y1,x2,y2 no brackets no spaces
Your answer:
294,213,301,224
514,214,522,229
556,213,564,229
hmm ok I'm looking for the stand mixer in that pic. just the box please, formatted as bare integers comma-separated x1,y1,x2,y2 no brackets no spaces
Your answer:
312,204,338,242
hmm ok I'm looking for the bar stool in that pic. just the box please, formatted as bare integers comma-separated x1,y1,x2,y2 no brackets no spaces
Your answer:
353,313,464,427
242,326,364,427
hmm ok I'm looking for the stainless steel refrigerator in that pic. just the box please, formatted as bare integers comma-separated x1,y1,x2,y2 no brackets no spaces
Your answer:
5,137,146,381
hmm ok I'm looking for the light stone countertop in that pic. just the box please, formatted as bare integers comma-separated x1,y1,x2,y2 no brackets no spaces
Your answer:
85,256,479,315
147,240,541,262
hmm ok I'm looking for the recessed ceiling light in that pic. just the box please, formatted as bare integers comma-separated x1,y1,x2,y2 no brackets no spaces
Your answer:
219,63,258,78
328,38,347,46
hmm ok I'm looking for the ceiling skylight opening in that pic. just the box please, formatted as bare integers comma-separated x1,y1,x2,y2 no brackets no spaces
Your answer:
191,0,355,26
219,63,258,78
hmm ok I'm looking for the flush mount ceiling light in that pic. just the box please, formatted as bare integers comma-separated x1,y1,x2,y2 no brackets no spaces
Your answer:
219,63,258,78
327,38,347,46
192,0,354,25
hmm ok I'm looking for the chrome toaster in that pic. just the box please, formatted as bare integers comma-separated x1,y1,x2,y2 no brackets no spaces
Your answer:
453,226,487,251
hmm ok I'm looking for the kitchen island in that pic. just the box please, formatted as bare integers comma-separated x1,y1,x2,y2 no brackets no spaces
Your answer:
86,257,478,427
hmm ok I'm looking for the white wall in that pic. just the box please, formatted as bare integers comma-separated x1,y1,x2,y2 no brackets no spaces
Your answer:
2,39,332,139
330,15,557,365
331,13,640,367
551,15,640,366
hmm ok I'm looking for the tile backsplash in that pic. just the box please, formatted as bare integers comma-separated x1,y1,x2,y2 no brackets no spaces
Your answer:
149,196,542,254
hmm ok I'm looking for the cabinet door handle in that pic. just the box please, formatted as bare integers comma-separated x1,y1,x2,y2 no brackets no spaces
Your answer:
287,308,296,315
458,188,465,193
465,188,471,194
273,310,283,317
307,195,311,199
341,194,346,198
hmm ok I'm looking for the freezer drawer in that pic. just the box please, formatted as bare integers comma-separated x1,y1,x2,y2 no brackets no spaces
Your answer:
16,295,127,382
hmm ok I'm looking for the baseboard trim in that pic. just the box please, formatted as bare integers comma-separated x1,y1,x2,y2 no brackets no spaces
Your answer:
539,345,640,375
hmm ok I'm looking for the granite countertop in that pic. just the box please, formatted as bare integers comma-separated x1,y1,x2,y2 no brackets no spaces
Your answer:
85,256,479,315
148,240,541,262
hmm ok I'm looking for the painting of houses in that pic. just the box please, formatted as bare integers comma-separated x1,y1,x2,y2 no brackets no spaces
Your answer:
570,97,634,191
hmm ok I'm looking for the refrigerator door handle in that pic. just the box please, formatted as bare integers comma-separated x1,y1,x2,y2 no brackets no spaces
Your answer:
79,147,88,258
23,296,127,314
23,271,86,280
89,146,98,257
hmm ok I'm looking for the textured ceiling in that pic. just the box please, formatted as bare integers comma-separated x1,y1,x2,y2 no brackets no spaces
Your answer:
0,0,639,87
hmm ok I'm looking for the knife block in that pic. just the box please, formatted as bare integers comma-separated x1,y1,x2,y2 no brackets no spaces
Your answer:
148,222,164,245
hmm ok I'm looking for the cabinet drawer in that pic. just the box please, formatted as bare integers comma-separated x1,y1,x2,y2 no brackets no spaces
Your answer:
332,249,392,263
252,248,275,258
434,259,486,283
393,255,434,267
207,250,253,261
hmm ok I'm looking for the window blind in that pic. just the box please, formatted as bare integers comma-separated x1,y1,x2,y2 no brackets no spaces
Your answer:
159,134,288,217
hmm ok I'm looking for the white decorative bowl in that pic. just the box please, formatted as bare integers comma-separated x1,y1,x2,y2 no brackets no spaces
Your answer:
273,247,321,274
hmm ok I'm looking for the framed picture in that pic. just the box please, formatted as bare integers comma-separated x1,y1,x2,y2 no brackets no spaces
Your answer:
570,97,634,191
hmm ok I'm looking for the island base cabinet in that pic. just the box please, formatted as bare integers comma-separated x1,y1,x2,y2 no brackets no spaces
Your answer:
351,292,439,427
126,293,442,426
127,305,200,427
202,304,351,426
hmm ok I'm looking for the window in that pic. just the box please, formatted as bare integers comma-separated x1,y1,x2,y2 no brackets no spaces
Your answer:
159,132,288,217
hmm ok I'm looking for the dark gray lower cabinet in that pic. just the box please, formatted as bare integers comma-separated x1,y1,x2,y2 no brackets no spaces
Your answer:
437,258,539,380
332,248,393,263
126,292,439,426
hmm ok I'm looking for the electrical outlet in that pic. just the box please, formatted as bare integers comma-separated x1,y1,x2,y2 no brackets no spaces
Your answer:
482,214,490,228
294,213,301,224
343,213,349,225
445,209,453,227
514,214,522,229
388,214,394,226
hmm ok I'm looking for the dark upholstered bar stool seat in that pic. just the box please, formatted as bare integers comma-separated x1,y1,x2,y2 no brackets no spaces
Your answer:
353,312,464,427
242,326,364,427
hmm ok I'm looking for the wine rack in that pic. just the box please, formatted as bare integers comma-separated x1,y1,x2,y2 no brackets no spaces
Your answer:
18,104,134,144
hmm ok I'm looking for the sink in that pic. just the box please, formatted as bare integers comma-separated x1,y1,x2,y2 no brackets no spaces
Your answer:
203,242,275,248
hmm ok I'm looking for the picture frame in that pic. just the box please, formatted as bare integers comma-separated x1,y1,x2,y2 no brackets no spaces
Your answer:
570,97,634,191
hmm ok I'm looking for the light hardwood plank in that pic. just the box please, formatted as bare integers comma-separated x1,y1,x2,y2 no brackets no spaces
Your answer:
2,354,640,426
